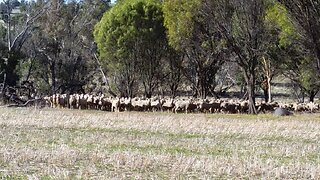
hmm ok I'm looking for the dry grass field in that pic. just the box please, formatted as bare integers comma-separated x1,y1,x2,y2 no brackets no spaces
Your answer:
0,107,319,179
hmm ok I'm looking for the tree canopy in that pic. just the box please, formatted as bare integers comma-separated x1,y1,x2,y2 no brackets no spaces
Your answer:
94,0,168,97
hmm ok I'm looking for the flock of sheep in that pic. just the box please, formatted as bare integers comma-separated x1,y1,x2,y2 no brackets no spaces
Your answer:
43,94,320,114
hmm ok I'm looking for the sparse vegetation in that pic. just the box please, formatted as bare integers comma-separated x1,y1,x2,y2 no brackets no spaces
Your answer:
0,107,319,179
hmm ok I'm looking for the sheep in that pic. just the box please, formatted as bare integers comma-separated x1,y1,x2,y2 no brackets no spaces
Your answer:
51,94,58,108
125,97,133,111
119,97,132,111
56,94,68,108
68,94,77,109
87,94,96,110
119,97,126,111
77,94,88,110
257,102,276,113
306,102,319,112
220,100,238,114
278,102,294,111
129,98,139,111
111,97,120,112
173,99,191,114
43,96,53,107
99,97,112,111
150,97,162,112
55,94,61,108
198,99,222,113
93,95,101,110
197,99,211,113
238,100,249,113
45,93,320,115
133,98,151,111
130,97,140,111
187,99,198,113
293,103,307,112
162,98,174,112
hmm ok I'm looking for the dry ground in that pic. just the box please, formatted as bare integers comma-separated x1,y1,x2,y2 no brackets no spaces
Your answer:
0,107,319,179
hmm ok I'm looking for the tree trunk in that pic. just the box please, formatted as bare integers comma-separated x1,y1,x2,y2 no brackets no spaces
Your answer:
309,90,318,103
261,79,268,103
1,59,8,97
263,88,268,103
170,83,178,98
200,81,207,99
127,80,134,98
142,81,152,98
262,57,273,103
310,92,316,103
300,89,305,103
146,92,152,98
93,52,116,97
267,77,272,103
50,61,56,94
25,59,33,82
313,38,320,75
246,73,257,114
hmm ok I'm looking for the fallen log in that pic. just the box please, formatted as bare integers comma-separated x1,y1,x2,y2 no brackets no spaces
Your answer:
0,98,44,108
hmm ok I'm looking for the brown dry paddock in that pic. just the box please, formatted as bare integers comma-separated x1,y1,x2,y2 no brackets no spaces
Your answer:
0,107,319,179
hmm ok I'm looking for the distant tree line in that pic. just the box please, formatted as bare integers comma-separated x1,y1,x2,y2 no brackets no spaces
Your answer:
0,0,111,96
0,0,320,114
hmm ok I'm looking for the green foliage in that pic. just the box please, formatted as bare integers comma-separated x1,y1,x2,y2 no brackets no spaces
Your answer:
95,0,165,59
18,0,112,94
163,0,228,98
0,26,6,42
94,0,167,96
298,56,320,92
162,0,201,50
265,2,298,47
0,44,23,86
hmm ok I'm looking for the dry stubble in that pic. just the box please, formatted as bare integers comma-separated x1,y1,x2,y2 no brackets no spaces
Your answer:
0,107,319,179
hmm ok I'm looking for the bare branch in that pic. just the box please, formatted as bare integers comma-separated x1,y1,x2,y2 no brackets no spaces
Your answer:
10,2,50,51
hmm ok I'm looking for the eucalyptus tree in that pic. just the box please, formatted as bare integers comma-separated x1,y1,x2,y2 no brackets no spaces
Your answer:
276,0,320,102
163,0,227,98
277,0,320,73
0,0,49,97
23,0,111,94
255,1,295,103
94,0,168,97
213,0,280,114
162,48,184,98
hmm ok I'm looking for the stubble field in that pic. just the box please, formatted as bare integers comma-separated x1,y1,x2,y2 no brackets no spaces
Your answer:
0,107,319,179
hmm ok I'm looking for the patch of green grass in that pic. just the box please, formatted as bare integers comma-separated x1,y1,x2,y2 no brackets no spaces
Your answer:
259,153,295,165
305,152,320,164
258,135,297,143
105,143,234,157
1,124,317,154
206,113,320,121
206,113,278,120
0,174,27,180
40,176,53,180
